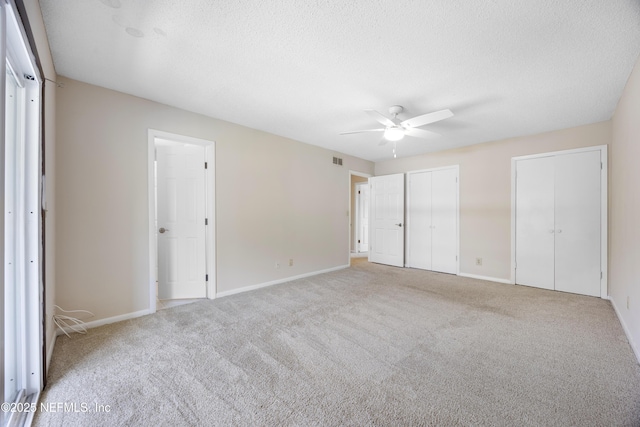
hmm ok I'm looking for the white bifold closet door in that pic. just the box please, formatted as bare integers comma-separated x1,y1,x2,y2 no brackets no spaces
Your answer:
515,150,601,297
408,168,457,274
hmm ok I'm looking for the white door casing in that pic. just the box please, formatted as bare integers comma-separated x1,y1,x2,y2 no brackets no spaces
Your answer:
355,182,370,253
369,173,405,267
156,142,207,299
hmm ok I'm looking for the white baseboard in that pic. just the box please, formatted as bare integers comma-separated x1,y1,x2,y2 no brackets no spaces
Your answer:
608,296,640,365
458,272,513,285
56,308,152,336
216,264,349,298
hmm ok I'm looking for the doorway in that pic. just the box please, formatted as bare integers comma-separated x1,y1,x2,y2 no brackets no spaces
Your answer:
147,130,216,313
355,182,369,254
349,171,371,263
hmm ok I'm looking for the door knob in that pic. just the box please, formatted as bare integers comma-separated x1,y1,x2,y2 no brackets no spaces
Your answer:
395,223,403,227
556,229,562,234
159,227,169,234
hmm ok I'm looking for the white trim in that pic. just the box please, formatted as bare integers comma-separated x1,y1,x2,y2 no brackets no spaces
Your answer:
510,145,608,297
405,165,460,275
599,148,608,298
458,272,513,285
608,297,640,364
55,309,152,336
147,129,217,316
348,170,372,266
216,264,349,298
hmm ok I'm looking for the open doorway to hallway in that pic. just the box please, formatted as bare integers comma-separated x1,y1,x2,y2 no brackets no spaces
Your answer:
349,171,371,261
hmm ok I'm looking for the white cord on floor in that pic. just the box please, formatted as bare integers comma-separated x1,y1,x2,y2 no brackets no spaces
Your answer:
53,305,94,337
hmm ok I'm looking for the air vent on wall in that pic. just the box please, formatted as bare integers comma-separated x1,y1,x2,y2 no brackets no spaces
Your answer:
332,156,343,166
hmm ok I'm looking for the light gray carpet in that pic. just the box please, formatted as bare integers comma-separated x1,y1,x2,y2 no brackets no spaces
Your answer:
35,259,640,426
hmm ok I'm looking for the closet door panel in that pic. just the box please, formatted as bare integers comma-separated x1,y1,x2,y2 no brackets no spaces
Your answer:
515,157,555,290
431,168,457,274
554,151,601,297
408,171,432,270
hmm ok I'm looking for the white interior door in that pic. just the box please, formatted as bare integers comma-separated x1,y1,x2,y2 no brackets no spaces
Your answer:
515,156,555,290
554,151,601,296
156,142,207,299
408,171,432,270
369,173,405,267
356,183,370,253
431,168,458,274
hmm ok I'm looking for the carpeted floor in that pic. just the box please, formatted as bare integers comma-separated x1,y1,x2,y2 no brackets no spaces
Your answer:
35,259,640,426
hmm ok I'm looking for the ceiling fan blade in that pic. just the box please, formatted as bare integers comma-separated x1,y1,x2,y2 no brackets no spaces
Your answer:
404,127,441,139
364,110,395,127
339,128,385,135
400,109,453,128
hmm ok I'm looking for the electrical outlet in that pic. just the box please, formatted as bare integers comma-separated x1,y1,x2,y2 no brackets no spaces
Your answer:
476,258,482,266
275,262,280,269
289,259,293,267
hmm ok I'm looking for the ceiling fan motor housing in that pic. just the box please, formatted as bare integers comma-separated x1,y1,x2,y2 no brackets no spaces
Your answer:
389,105,404,116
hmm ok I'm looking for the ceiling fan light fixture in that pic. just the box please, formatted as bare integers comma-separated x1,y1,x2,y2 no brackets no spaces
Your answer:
384,127,405,141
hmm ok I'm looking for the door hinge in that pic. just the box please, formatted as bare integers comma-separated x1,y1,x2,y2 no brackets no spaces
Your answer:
601,271,603,279
358,190,361,194
205,162,208,169
206,274,209,281
358,239,361,243
601,162,603,170
205,218,208,226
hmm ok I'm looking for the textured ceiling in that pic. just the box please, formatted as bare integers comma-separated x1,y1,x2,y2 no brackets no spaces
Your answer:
39,0,640,161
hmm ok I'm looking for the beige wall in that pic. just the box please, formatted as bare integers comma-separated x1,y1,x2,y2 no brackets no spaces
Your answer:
375,121,611,280
55,77,373,322
611,55,640,360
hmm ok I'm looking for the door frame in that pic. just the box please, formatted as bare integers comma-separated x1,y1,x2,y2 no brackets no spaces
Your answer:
147,129,216,313
510,145,608,297
348,171,372,265
406,165,460,273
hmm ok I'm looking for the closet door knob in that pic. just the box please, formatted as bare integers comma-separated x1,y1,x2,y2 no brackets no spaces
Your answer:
556,229,563,234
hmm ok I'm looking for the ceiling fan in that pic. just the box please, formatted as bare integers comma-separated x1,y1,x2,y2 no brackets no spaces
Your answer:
340,105,453,142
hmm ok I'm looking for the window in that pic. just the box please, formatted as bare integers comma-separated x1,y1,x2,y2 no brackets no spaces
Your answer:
2,1,44,425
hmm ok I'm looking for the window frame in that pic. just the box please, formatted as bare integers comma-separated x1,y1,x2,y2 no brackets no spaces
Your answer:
2,0,44,424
